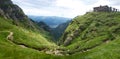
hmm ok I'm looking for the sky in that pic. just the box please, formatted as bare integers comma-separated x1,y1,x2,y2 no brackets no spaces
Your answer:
11,0,120,18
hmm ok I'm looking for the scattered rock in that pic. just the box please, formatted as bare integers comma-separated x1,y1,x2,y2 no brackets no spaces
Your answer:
18,45,27,48
7,32,14,41
64,36,73,46
105,40,110,43
45,51,54,55
73,29,80,36
44,48,68,56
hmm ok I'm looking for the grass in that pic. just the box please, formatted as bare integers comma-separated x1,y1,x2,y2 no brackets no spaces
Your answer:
1,12,120,59
0,17,60,59
59,12,120,59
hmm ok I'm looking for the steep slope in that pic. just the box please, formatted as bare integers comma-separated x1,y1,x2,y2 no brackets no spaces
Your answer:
0,0,53,40
0,0,38,30
0,16,60,59
0,0,57,59
59,12,120,57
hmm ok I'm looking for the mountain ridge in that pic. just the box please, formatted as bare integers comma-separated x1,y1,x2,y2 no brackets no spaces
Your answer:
28,15,71,28
0,0,37,30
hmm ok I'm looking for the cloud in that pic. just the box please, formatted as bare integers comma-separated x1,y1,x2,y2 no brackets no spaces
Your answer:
109,0,120,6
80,0,98,5
11,0,120,18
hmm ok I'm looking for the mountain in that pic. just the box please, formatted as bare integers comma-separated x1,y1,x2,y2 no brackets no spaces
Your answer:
59,12,120,58
1,1,120,59
28,16,71,28
0,0,59,59
0,0,53,39
37,21,51,32
28,16,71,40
0,0,38,30
51,20,71,41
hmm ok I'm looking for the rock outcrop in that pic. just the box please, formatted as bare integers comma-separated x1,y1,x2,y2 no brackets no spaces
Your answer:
7,32,14,41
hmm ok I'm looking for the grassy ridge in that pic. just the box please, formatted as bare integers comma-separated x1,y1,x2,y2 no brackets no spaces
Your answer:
60,12,120,59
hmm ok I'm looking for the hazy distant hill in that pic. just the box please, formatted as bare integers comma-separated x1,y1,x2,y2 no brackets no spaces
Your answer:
28,16,71,28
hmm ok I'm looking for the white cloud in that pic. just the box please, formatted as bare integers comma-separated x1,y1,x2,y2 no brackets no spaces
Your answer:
56,0,83,9
12,0,120,18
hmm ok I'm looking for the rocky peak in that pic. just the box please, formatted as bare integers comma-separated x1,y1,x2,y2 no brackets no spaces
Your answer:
0,0,36,30
0,0,26,20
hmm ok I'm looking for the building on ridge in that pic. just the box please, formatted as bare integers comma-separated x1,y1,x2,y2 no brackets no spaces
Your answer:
93,5,118,12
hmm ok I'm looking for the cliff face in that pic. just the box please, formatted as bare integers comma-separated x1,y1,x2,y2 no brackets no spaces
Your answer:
0,0,36,30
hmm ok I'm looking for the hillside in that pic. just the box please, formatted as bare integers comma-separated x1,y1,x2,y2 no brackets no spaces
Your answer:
1,11,120,59
0,0,59,58
0,0,37,30
0,0,58,59
59,12,120,58
0,0,53,40
1,0,120,59
0,16,61,58
37,21,51,32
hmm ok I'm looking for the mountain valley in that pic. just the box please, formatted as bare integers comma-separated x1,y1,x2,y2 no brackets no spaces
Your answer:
0,0,120,59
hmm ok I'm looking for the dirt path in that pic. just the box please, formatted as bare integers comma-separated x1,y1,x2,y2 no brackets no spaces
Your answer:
6,31,66,56
6,31,111,56
6,31,27,48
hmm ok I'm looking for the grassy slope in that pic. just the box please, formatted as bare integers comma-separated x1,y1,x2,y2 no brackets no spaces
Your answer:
0,17,61,59
60,12,120,59
1,12,120,59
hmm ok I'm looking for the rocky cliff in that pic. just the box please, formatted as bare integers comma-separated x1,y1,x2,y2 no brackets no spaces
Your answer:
0,0,36,30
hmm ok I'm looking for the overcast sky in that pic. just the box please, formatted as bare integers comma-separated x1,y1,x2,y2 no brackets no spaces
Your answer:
11,0,120,18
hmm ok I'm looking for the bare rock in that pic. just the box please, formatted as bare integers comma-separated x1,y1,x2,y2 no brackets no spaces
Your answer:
64,36,73,46
7,32,13,41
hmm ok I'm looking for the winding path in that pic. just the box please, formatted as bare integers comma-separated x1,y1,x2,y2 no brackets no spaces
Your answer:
6,31,27,48
6,31,107,55
6,31,65,56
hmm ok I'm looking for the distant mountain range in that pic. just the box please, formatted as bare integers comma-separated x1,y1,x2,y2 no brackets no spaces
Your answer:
28,16,71,28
